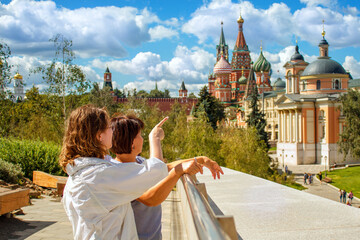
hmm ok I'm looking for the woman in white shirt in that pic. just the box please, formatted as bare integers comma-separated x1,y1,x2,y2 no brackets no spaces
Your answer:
110,114,223,240
60,105,204,240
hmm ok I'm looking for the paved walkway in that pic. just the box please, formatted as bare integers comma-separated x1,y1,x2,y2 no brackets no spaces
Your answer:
1,191,184,240
294,174,360,208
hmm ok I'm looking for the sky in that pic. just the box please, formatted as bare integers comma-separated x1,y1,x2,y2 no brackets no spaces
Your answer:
1,0,360,96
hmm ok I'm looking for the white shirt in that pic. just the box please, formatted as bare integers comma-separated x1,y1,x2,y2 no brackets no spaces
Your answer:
62,156,168,240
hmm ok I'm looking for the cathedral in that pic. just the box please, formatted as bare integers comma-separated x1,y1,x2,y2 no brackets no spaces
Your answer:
208,15,360,167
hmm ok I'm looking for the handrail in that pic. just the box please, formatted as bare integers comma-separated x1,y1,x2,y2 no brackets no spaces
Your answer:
180,174,231,240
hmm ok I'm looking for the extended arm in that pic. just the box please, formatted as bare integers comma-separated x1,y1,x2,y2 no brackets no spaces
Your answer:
167,156,224,179
149,117,168,161
137,160,203,206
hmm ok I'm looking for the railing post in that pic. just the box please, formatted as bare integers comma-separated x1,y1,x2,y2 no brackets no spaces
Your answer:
196,183,208,201
216,215,238,240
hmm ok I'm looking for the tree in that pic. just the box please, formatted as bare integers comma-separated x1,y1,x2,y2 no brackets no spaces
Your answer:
89,83,118,116
246,85,269,149
339,89,360,158
35,34,90,120
0,41,12,98
188,92,197,99
195,85,225,129
113,88,126,98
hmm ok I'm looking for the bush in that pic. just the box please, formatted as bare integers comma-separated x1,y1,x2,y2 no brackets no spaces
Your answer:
0,138,64,179
0,158,24,184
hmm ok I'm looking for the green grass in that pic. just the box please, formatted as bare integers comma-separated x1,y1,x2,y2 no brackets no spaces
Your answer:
284,182,307,191
324,166,360,199
269,146,277,151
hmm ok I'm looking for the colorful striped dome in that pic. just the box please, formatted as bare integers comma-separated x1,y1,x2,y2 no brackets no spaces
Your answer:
214,55,231,74
253,51,271,72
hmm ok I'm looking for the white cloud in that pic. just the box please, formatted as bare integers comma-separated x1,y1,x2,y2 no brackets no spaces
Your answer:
182,1,293,49
182,0,360,50
149,25,178,41
91,46,215,95
6,55,101,92
343,56,360,79
0,1,177,58
299,0,337,8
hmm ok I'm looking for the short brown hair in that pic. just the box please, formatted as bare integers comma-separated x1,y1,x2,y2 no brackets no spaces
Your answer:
111,114,144,154
59,105,110,171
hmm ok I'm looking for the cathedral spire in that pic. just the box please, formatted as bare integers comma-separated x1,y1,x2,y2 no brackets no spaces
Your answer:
216,21,229,62
234,13,248,51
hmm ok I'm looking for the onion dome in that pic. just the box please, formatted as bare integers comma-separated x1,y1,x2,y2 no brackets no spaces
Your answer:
14,73,23,79
237,14,244,23
302,58,346,76
273,77,285,90
238,75,247,85
213,55,231,74
253,49,271,72
291,45,304,61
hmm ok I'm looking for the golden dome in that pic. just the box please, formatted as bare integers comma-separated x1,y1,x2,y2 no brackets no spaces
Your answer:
237,14,244,23
14,73,23,79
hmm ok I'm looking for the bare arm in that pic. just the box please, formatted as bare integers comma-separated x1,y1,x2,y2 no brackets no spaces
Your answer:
137,160,203,206
167,156,224,179
149,117,168,161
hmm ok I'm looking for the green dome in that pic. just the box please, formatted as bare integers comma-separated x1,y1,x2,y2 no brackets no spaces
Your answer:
253,51,271,72
238,75,247,84
273,77,285,90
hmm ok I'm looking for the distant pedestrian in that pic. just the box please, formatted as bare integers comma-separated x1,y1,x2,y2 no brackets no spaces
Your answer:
349,191,354,204
347,199,352,206
318,171,322,184
339,189,343,203
342,189,347,204
304,172,308,184
309,174,313,184
285,165,288,175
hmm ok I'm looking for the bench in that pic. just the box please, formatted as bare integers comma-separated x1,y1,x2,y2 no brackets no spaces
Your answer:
323,177,332,183
33,171,68,196
0,187,30,215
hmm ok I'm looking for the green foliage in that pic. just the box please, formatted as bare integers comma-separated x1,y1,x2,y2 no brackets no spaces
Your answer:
246,86,269,149
188,92,197,99
113,88,126,98
0,41,12,98
34,34,91,120
218,126,271,178
0,158,24,184
339,89,360,159
195,86,225,129
0,138,64,179
0,86,64,143
89,83,118,116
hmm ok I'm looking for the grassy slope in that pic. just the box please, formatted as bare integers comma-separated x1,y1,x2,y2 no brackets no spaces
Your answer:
324,166,360,198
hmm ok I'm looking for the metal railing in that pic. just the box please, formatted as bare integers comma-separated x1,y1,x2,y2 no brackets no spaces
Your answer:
178,174,238,240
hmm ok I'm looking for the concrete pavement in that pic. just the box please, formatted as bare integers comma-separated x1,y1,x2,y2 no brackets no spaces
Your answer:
1,191,185,240
197,167,360,240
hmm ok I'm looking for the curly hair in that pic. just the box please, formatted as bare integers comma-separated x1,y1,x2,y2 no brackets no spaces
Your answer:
110,114,144,154
59,105,110,172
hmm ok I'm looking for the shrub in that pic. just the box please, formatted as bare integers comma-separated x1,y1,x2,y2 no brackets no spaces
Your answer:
0,138,64,179
0,158,24,184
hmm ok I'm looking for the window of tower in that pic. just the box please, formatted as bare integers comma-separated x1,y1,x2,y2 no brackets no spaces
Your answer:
316,80,321,90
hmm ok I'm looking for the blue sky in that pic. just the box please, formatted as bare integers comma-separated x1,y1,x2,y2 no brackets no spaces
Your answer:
1,0,360,96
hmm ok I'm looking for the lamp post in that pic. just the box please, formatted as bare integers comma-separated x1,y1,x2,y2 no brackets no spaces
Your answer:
282,149,285,171
324,156,327,177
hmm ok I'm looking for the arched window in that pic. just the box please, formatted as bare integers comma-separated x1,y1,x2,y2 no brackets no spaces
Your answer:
333,79,341,89
287,72,292,92
302,80,307,90
316,80,321,90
